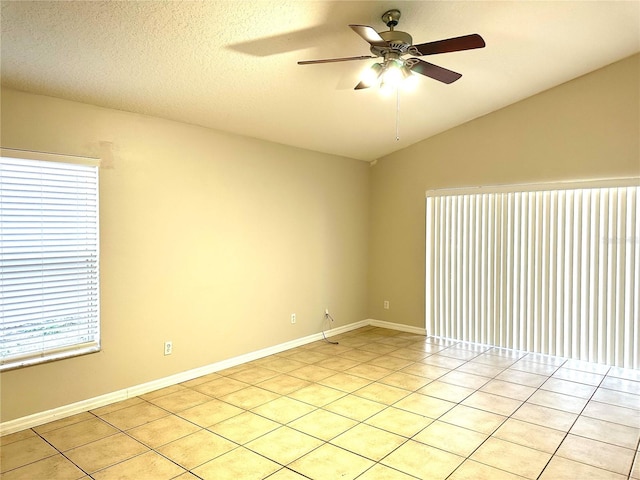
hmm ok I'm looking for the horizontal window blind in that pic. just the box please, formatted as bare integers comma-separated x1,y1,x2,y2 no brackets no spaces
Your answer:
426,180,639,369
0,155,100,371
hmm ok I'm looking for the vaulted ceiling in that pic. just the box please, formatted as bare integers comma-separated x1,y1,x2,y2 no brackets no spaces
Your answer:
2,1,639,161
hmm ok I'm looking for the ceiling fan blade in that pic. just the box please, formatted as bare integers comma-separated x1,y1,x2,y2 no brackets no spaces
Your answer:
413,34,485,56
298,55,375,65
349,25,389,48
407,59,462,84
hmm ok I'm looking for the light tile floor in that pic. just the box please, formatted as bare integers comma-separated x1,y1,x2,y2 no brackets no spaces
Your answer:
2,326,640,479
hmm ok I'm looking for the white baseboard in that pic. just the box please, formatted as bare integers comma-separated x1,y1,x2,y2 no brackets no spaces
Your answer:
368,319,427,336
0,319,423,435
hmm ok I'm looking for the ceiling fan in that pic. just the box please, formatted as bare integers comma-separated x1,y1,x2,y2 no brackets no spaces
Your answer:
298,9,485,90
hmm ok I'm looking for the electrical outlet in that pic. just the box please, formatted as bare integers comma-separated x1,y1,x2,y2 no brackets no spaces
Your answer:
383,300,390,310
290,313,296,324
164,341,173,355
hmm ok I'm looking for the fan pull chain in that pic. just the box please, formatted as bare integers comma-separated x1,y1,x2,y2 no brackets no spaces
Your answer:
395,87,400,141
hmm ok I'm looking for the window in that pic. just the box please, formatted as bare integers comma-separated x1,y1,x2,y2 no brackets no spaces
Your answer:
0,149,100,371
426,179,639,368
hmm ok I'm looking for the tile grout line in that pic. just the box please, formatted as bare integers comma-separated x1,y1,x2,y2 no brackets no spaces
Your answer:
370,340,516,480
94,344,640,479
31,427,94,479
441,350,556,479
4,329,639,480
534,364,614,480
172,351,635,479
281,336,461,479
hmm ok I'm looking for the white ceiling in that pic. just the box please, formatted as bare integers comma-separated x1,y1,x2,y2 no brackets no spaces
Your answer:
1,1,639,161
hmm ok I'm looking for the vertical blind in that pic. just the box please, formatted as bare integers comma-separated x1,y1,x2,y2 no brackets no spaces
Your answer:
0,154,100,371
426,180,639,369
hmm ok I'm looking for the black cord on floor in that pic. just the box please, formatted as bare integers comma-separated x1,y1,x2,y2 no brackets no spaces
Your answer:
322,313,339,344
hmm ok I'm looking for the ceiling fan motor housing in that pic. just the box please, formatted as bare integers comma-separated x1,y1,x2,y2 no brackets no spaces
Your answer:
371,30,413,57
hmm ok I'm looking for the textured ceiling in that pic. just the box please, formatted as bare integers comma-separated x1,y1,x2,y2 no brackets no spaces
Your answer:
1,1,639,161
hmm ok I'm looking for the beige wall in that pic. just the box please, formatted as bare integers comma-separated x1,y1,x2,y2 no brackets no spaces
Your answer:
2,53,639,423
0,89,370,421
368,53,640,328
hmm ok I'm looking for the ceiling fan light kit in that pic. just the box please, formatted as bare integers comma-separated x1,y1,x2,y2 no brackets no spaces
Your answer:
298,9,485,91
